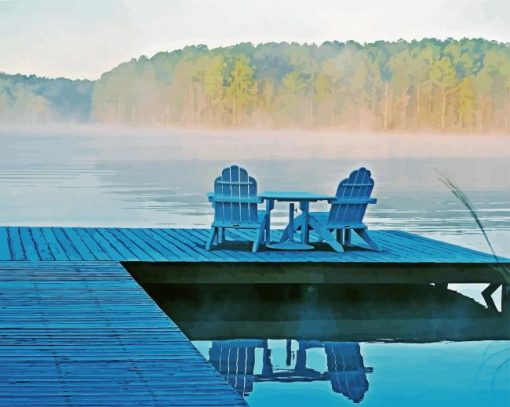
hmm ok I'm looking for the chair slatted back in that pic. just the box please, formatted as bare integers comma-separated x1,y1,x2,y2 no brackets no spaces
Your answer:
213,165,258,226
328,167,375,227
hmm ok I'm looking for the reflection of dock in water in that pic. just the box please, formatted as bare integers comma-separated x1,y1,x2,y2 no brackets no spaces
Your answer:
152,284,510,342
182,315,509,342
208,339,371,403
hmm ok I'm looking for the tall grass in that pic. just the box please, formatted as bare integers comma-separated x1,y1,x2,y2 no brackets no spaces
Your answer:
436,168,509,311
436,169,499,262
437,169,510,389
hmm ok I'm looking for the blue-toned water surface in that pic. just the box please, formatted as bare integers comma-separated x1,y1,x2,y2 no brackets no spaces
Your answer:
0,125,509,405
191,340,509,406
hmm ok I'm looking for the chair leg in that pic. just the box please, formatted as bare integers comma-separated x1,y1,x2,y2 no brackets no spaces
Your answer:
309,218,344,253
261,216,269,245
218,227,225,244
280,226,289,242
281,214,305,242
264,213,271,245
344,229,353,247
355,228,381,251
321,227,344,252
253,218,267,252
335,229,343,245
206,227,218,250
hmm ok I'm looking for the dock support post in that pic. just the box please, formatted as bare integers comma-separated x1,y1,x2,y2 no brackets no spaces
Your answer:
502,284,510,315
482,283,501,313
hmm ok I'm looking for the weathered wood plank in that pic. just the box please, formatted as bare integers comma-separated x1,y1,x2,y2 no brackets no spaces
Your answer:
108,228,157,261
95,228,139,261
155,229,213,261
0,227,10,261
51,228,82,261
7,227,26,260
116,228,168,261
73,227,113,261
83,228,123,260
61,228,95,260
40,228,69,261
130,228,185,261
19,227,40,261
30,227,54,261
148,228,209,261
0,261,247,407
0,227,507,265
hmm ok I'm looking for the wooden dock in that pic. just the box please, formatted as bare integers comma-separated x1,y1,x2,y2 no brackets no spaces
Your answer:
0,226,507,264
0,261,246,406
0,226,508,285
0,226,508,405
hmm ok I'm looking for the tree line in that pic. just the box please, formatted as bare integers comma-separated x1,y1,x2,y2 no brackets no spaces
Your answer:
1,39,510,132
0,73,92,122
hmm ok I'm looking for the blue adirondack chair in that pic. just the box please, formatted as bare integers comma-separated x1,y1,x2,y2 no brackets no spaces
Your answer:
206,165,268,252
288,167,380,252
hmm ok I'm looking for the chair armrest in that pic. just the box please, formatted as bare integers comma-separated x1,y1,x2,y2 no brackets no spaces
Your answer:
331,197,377,205
207,193,262,204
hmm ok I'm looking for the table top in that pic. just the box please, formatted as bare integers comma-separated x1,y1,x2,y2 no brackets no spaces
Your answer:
259,191,336,202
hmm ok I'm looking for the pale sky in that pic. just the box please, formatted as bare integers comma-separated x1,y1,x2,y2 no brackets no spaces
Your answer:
0,0,508,80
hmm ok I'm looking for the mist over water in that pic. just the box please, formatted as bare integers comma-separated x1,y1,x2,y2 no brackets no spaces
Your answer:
1,124,509,406
1,125,509,227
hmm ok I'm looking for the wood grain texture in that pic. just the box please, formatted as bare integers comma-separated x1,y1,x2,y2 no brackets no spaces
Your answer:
0,226,507,264
0,261,247,406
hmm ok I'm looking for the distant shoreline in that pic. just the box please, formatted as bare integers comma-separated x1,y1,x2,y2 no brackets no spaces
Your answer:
1,120,510,136
1,123,509,162
1,39,509,133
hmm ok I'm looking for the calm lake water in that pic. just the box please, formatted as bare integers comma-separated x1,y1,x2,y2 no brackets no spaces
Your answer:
0,125,509,405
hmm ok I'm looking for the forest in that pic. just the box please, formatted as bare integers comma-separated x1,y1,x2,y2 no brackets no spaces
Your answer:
1,39,509,132
0,73,92,122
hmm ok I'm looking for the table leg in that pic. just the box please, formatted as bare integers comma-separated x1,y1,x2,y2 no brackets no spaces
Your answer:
265,198,313,251
300,201,310,244
265,199,273,245
288,203,295,241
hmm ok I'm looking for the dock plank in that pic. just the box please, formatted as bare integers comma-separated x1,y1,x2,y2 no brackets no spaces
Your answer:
30,227,54,261
0,227,10,261
0,227,507,265
154,229,211,261
115,228,168,261
52,228,83,261
108,228,157,261
130,228,186,261
73,227,111,261
40,228,69,261
83,228,123,261
61,228,95,260
95,228,139,261
0,261,246,407
7,227,26,260
19,227,40,261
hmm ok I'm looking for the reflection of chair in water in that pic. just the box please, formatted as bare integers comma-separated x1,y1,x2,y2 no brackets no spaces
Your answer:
208,339,372,403
324,342,370,403
260,339,328,381
209,339,265,396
